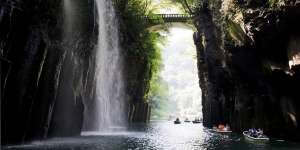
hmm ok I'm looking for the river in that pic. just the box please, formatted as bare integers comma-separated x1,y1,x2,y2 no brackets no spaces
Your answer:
3,121,300,150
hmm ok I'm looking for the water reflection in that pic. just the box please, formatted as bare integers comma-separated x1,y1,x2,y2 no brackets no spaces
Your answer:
4,121,300,150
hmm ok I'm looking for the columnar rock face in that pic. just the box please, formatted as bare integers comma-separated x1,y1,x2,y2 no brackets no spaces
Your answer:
128,102,151,123
116,5,154,123
1,0,154,144
193,6,227,127
194,1,300,140
1,0,97,144
122,56,152,123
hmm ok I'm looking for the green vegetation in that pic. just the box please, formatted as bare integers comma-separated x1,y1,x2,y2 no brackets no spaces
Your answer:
148,77,171,119
268,0,284,8
171,0,202,13
115,0,170,118
115,0,164,59
226,19,248,46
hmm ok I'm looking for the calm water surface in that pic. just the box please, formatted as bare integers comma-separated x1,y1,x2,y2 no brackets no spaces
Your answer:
4,121,300,150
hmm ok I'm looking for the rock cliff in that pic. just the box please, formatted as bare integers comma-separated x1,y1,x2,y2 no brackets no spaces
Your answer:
194,0,300,140
1,0,97,144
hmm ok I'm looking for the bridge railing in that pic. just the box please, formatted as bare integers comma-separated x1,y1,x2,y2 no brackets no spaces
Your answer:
144,14,193,23
154,14,193,18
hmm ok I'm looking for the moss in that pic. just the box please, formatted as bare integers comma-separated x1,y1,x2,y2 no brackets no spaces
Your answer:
226,19,248,46
268,0,286,8
115,0,165,103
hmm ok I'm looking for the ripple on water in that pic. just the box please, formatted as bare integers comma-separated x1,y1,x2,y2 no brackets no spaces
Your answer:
3,121,300,150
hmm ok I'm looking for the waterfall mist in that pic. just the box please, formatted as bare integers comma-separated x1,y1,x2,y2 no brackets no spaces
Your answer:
82,0,127,132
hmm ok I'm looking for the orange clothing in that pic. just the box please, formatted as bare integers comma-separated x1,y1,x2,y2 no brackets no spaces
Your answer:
218,124,225,129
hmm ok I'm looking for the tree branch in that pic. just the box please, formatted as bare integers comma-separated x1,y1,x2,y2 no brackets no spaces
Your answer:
182,0,194,14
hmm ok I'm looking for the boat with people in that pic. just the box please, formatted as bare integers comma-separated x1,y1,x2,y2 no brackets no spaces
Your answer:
192,118,202,124
174,118,181,124
212,124,232,133
243,128,269,142
184,118,191,123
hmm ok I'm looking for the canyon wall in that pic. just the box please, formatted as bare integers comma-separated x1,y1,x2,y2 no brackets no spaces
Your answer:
1,0,97,144
194,0,300,140
1,0,154,144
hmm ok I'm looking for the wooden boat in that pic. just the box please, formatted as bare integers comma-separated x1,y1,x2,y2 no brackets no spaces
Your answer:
212,128,232,133
192,118,202,124
174,118,181,124
174,120,181,124
192,120,201,124
243,131,269,142
184,118,191,123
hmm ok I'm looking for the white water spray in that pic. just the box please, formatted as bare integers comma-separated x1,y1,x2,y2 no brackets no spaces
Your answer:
82,0,126,132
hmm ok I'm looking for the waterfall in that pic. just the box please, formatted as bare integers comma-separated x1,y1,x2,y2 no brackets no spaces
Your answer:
63,0,74,38
83,0,126,132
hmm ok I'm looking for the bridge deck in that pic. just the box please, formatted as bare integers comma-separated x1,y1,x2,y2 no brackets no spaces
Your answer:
145,14,193,23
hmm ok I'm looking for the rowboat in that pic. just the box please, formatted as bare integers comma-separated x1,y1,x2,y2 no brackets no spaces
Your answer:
174,118,181,124
212,124,232,133
213,128,232,133
192,118,202,124
192,120,201,124
184,119,191,123
174,120,181,124
243,131,269,142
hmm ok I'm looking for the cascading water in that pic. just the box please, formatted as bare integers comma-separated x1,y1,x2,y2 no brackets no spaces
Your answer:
83,0,126,132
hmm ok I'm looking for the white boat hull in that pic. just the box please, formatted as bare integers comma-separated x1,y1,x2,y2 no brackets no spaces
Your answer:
243,131,269,142
213,129,232,133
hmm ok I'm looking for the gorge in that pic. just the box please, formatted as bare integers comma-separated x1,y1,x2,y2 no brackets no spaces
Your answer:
1,0,300,149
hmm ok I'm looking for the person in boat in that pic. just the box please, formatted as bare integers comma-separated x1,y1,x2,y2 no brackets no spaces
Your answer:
213,125,217,130
249,128,264,138
244,128,269,140
249,128,256,137
224,124,231,131
218,124,225,131
257,128,263,135
257,128,265,138
248,128,266,138
174,118,181,124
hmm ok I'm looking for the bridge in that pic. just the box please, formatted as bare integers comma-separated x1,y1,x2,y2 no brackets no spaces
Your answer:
144,14,194,24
